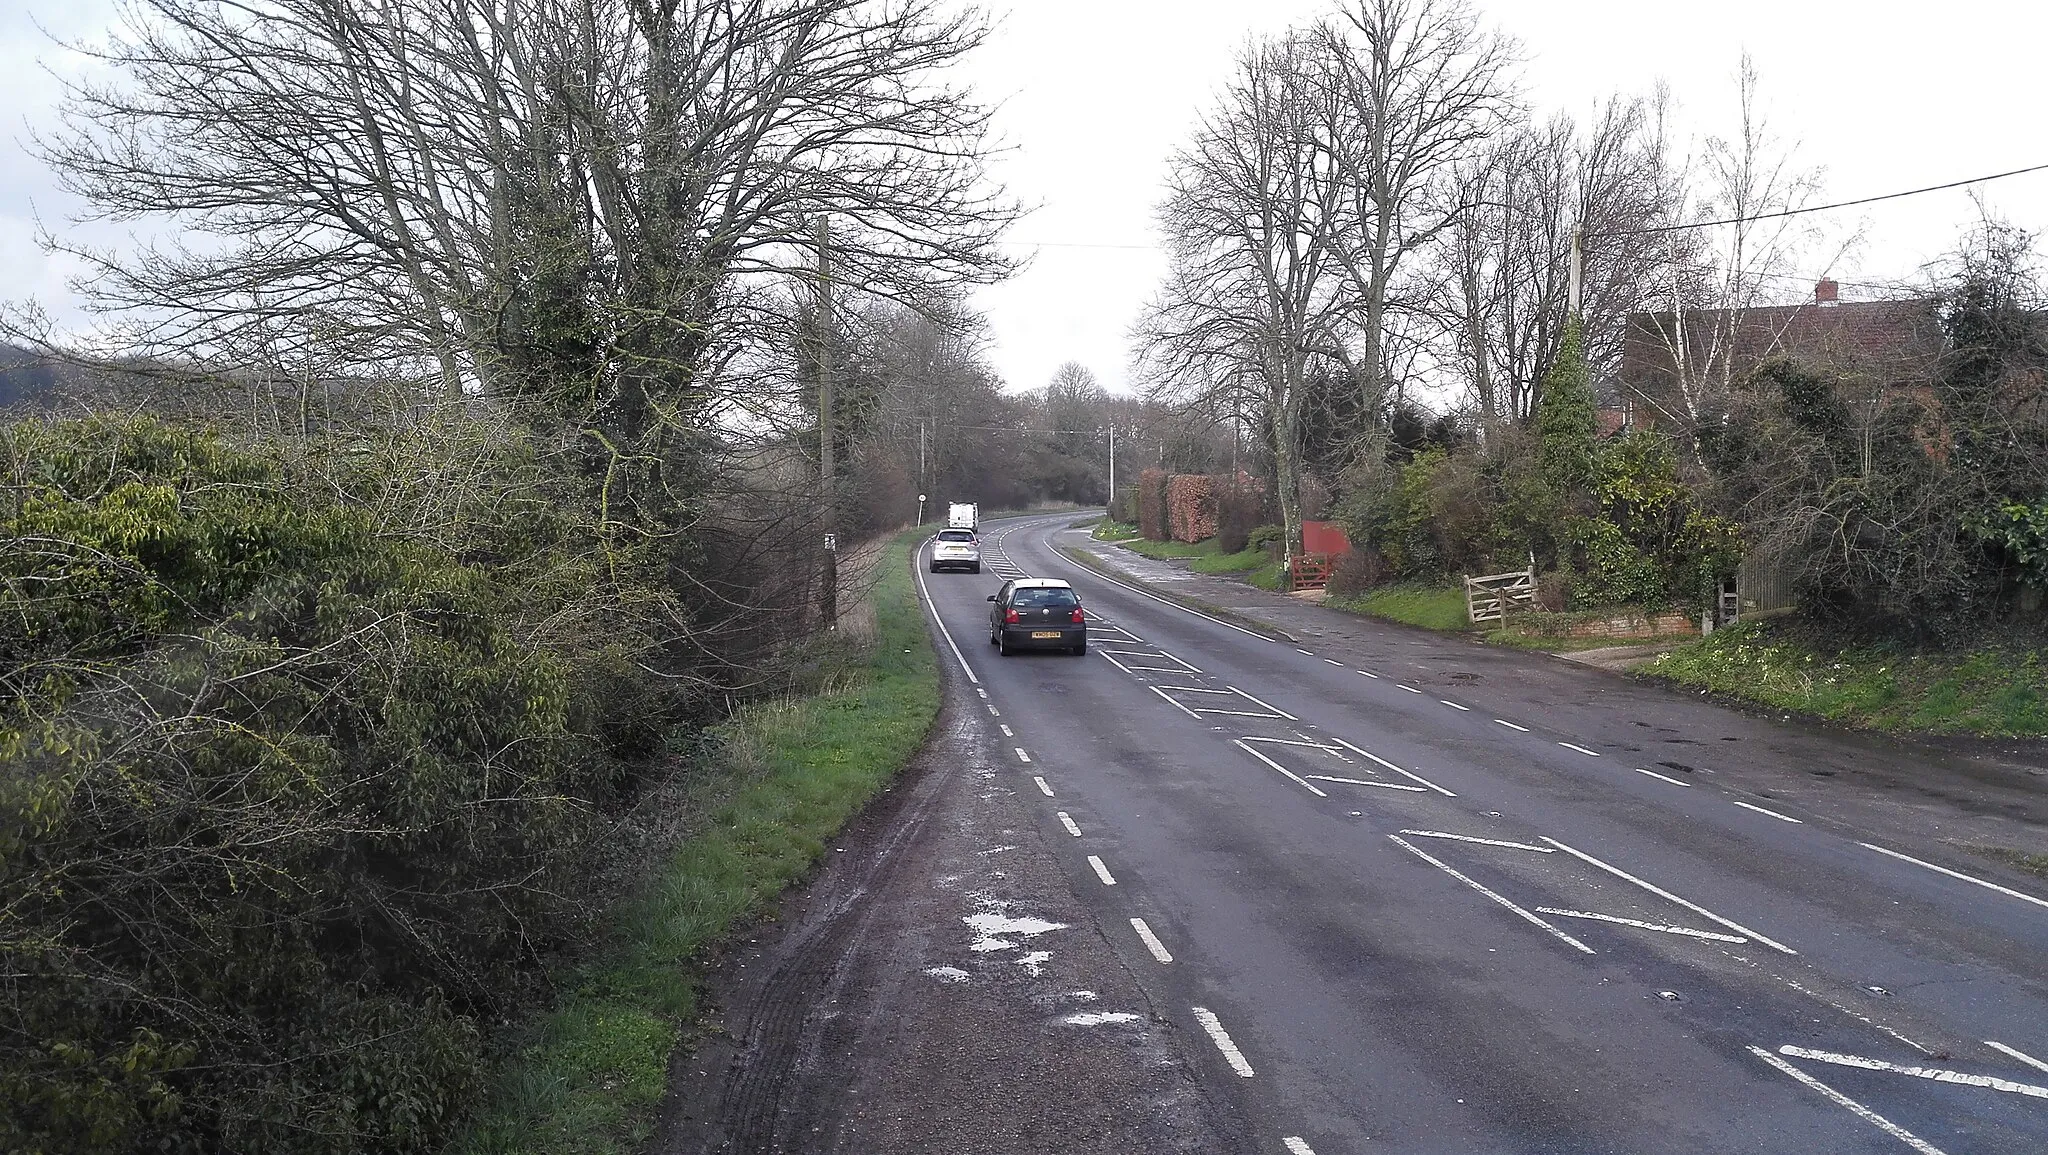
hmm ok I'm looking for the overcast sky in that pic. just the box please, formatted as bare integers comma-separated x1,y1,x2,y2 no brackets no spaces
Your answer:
6,1,2044,396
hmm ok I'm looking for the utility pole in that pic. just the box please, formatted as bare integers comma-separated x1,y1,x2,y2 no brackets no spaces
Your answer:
816,217,837,629
1568,225,1585,320
1107,424,1116,516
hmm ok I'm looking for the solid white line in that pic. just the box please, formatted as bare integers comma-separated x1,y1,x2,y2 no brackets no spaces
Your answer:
1304,775,1428,791
1130,918,1174,963
1191,1007,1256,1077
1859,842,2048,912
1399,685,1423,694
1150,686,1205,719
1987,1041,2048,1075
1155,685,1237,694
1057,553,1276,639
1541,836,1797,955
1234,739,1329,797
1098,649,1138,675
1283,1140,1317,1155
1189,707,1288,719
1749,1046,1948,1155
914,544,981,686
1779,1045,2048,1100
1324,658,1343,665
1399,829,1556,853
1237,736,1342,749
1732,799,1804,824
1535,907,1749,943
1033,776,1054,797
1358,670,1380,678
1559,742,1602,757
1329,737,1458,797
1057,811,1083,837
1387,835,1595,954
1633,766,1691,787
1440,700,1471,711
1494,719,1529,732
1228,687,1299,720
1123,664,1199,673
1087,855,1118,886
1000,724,1013,737
1014,747,1031,763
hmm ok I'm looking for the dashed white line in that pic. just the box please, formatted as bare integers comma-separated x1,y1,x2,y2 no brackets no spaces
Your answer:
1541,836,1797,955
1779,1045,2048,1100
1399,829,1555,853
1399,685,1423,694
1494,719,1529,732
1033,776,1055,797
1057,811,1083,837
1749,1046,1947,1155
1558,742,1602,757
1296,648,1314,655
1191,1007,1256,1077
1234,739,1329,798
1282,1140,1318,1155
999,724,1013,737
975,688,987,699
1130,918,1174,963
987,705,1000,716
1633,766,1691,787
1358,670,1380,678
1535,907,1749,943
1440,700,1471,711
1087,855,1118,886
1388,835,1595,954
1014,747,1031,763
1323,658,1343,665
1328,737,1458,797
1732,799,1803,824
1859,842,2048,912
1987,1041,2048,1075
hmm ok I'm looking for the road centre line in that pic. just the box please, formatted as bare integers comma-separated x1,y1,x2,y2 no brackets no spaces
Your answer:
1778,1046,2048,1100
1087,855,1118,886
1388,835,1595,954
1494,719,1529,732
1282,1140,1318,1155
1559,742,1602,757
1770,974,1933,1056
1748,1046,1948,1155
1633,767,1691,787
1329,737,1458,797
1859,841,2048,912
1358,670,1380,678
1191,1007,1256,1077
913,545,980,686
1324,658,1343,665
1399,829,1555,853
1296,648,1313,655
1034,776,1055,797
1305,775,1426,791
1441,700,1471,711
1540,836,1798,954
1732,799,1803,823
1055,554,1276,640
1130,918,1174,963
1014,748,1031,763
1150,686,1205,719
1057,811,1083,837
1399,685,1423,694
1535,907,1748,944
1228,687,1299,719
1987,1041,2048,1075
1234,740,1330,797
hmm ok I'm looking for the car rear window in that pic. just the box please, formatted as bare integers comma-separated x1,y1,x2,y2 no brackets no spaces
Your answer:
1013,588,1078,608
938,530,975,542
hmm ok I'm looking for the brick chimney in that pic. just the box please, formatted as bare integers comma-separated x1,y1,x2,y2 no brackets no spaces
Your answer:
1815,278,1840,307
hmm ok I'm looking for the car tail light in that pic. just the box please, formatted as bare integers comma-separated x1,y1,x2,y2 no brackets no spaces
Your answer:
1070,607,1085,623
1003,608,1020,623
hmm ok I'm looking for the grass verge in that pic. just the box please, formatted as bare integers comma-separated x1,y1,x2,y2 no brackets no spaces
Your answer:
1644,619,2048,737
456,528,941,1155
1327,583,1471,632
1957,844,2048,881
1090,519,1140,541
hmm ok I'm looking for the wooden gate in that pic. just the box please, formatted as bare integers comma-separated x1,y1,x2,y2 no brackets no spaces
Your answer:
1464,556,1537,626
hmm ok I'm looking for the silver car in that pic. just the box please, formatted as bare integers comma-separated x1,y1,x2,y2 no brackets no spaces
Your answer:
929,528,981,573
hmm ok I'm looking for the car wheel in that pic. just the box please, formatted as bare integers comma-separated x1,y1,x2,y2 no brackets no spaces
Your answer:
997,632,1012,656
1073,640,1087,655
970,563,980,573
929,562,938,572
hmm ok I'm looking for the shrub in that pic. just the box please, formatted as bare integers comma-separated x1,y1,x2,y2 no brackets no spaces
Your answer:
1246,523,1285,556
1325,548,1388,599
1213,473,1266,553
1137,469,1169,541
1165,474,1218,542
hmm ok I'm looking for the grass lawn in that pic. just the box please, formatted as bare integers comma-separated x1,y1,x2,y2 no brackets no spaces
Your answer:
1090,519,1140,541
457,528,941,1155
1645,620,2048,737
1328,583,1471,632
1115,535,1272,575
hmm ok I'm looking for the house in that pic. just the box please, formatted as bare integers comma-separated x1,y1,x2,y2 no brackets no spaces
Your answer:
1616,279,1945,430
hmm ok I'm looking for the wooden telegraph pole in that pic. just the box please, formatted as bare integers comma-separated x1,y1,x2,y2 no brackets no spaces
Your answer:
817,217,837,629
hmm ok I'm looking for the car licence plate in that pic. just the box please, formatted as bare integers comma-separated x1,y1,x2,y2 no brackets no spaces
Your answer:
1030,631,1062,639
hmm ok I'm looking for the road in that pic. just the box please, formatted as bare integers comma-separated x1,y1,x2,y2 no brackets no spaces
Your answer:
906,512,2048,1154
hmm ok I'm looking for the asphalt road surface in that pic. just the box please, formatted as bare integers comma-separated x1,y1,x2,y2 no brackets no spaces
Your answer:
888,511,2048,1155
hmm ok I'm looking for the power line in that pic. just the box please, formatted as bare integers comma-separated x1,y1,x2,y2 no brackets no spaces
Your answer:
1597,160,2048,238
